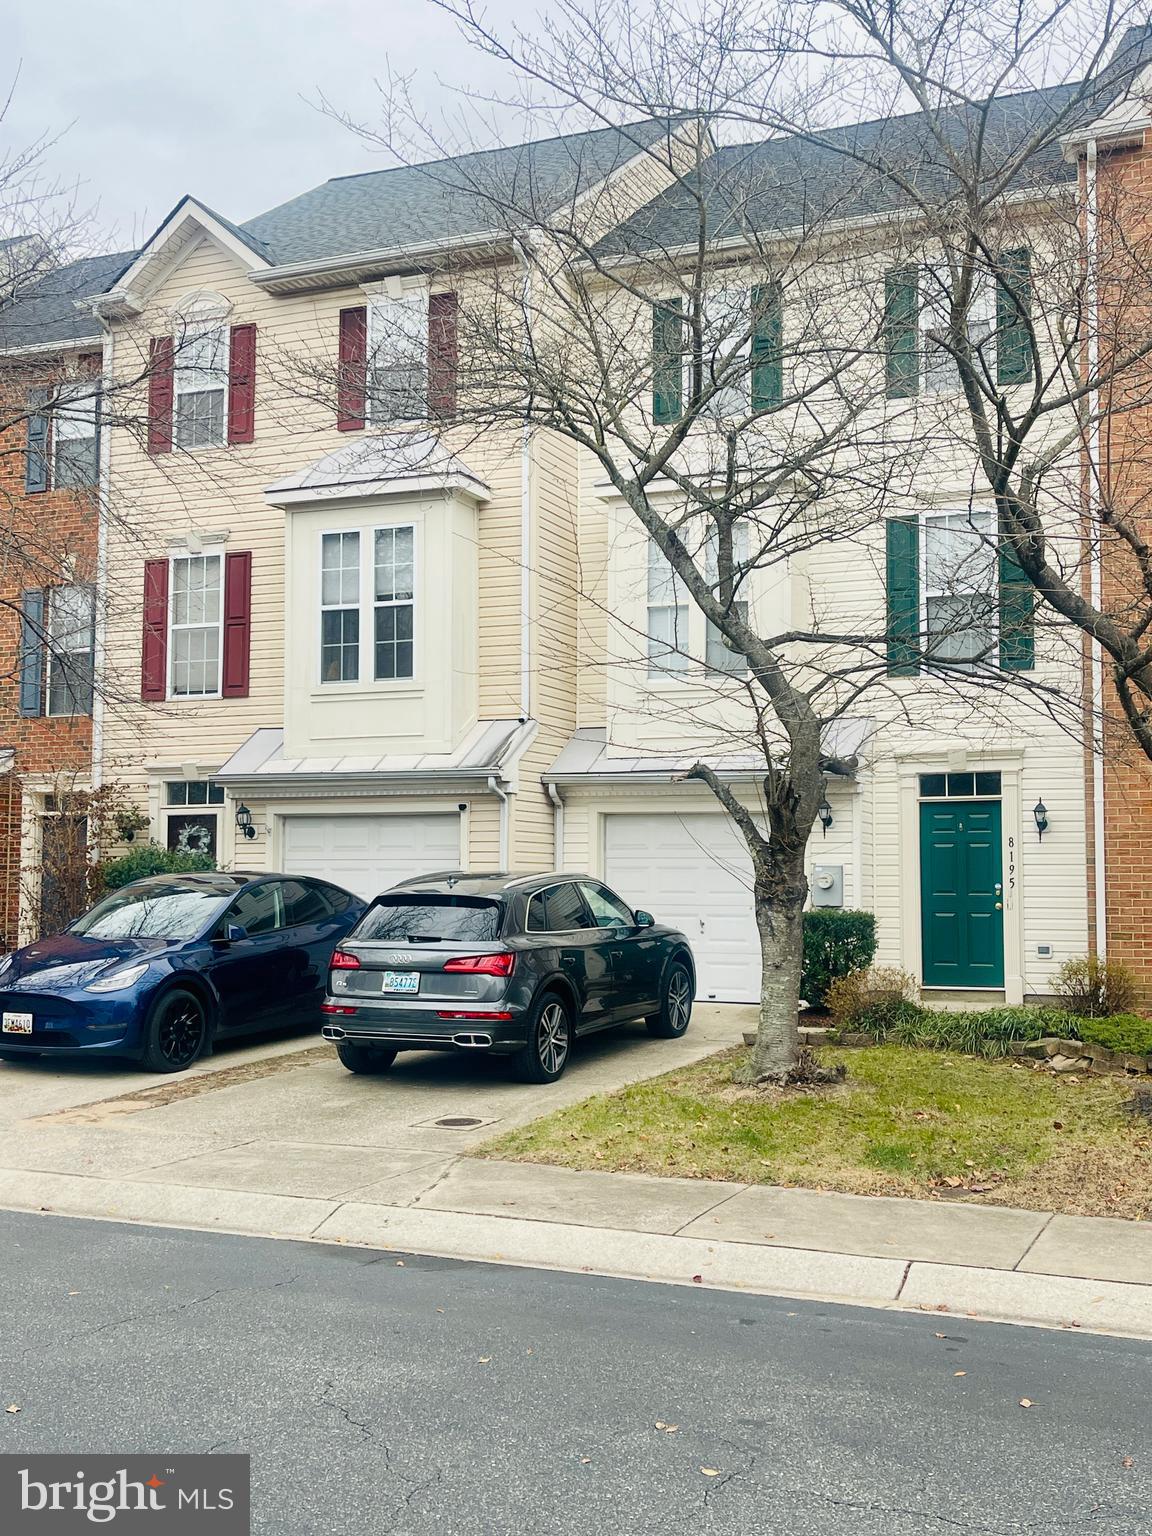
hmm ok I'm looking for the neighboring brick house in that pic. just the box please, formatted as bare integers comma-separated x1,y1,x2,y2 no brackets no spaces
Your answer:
0,251,130,946
1063,69,1152,998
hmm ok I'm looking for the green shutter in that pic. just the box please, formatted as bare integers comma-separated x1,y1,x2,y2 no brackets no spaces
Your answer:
652,299,683,424
886,516,920,675
996,248,1032,385
751,284,783,411
885,267,919,398
999,524,1035,670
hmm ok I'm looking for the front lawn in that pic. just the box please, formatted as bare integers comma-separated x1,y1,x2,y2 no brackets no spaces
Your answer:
478,1046,1152,1220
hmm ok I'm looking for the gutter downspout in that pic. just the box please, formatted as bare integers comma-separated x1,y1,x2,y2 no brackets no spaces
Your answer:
487,774,510,871
1086,138,1107,958
516,238,534,725
91,319,114,793
547,781,565,869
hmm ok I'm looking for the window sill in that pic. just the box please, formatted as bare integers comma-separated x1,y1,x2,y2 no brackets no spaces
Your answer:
311,682,421,699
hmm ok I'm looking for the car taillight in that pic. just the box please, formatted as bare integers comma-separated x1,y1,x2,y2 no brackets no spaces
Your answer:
331,950,361,970
442,952,516,977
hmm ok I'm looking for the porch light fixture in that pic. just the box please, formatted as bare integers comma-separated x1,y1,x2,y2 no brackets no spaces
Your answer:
1033,799,1049,840
235,803,256,841
817,797,834,836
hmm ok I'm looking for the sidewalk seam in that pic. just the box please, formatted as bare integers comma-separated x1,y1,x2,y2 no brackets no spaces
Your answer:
669,1181,752,1236
1012,1212,1055,1272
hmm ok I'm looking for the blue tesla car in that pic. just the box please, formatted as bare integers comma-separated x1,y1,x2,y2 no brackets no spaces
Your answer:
0,872,366,1072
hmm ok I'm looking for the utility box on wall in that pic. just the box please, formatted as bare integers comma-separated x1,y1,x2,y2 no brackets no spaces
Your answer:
811,865,844,908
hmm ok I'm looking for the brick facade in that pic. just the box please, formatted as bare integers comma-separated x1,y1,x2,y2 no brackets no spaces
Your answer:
0,357,98,949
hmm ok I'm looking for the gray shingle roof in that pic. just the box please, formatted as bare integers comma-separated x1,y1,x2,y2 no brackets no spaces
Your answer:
594,33,1152,258
242,119,681,266
0,249,135,352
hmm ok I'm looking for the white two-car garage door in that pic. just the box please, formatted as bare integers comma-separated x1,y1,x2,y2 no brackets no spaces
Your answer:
282,814,461,903
604,813,760,1003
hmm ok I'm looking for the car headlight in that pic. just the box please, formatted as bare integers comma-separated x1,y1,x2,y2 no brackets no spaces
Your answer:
86,962,150,994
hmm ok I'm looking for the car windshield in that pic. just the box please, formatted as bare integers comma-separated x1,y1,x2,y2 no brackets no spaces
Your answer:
353,895,503,943
71,883,232,940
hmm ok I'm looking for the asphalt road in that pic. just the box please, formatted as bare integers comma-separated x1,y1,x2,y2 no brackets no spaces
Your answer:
0,1212,1149,1535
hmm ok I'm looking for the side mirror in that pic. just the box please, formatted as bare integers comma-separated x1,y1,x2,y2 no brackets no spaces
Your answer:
218,923,249,944
634,910,655,929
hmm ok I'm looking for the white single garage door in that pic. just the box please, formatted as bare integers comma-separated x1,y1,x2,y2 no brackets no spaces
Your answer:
281,814,461,903
604,813,760,1003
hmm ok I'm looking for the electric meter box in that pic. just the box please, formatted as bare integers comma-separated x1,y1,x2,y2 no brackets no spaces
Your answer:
811,865,844,908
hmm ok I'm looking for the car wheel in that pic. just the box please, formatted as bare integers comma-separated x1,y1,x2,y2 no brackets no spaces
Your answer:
336,1041,398,1075
139,988,209,1073
646,962,694,1038
511,992,573,1084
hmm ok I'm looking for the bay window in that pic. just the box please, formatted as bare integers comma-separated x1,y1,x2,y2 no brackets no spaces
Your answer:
319,524,416,684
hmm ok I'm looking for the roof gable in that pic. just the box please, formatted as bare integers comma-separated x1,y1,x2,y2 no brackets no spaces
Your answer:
94,196,273,317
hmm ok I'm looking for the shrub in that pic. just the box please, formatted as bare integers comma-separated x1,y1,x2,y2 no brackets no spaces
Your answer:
1054,954,1138,1018
801,909,878,1007
1075,1014,1152,1058
99,841,216,891
826,966,923,1033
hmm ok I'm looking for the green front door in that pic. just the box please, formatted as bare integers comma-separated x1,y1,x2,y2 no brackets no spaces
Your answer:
919,800,1004,988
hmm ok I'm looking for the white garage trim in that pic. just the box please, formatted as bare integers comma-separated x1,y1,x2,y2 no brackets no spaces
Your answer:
276,808,465,902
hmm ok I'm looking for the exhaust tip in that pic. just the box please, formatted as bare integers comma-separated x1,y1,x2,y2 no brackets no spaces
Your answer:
321,1025,346,1041
453,1032,493,1049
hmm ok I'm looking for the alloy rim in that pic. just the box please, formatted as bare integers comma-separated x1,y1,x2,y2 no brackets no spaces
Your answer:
537,1002,569,1074
158,1000,203,1066
668,970,692,1032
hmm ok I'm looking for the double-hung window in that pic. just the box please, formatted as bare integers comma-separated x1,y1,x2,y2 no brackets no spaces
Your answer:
52,382,100,488
367,296,428,424
373,527,414,679
647,539,689,675
46,584,95,715
320,525,416,684
169,554,222,697
704,521,750,674
923,509,998,668
886,254,1032,398
321,532,361,683
175,326,229,449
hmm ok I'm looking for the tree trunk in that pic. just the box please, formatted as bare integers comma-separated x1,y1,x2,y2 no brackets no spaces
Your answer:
745,842,808,1082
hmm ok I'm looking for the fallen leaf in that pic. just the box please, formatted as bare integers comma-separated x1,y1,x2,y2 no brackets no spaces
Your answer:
934,1332,947,1339
954,1371,966,1378
5,1406,19,1415
691,1274,703,1284
1019,1398,1034,1409
700,1468,722,1477
580,1458,591,1466
67,1291,80,1297
1122,1456,1135,1470
435,1307,445,1314
478,1357,492,1365
654,1422,679,1433
395,1261,405,1268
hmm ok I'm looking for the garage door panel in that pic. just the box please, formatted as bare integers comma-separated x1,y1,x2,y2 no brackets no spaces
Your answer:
282,814,461,902
604,813,760,1004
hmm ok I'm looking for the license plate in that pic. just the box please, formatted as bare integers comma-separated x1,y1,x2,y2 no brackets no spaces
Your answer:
380,970,420,995
2,1012,33,1035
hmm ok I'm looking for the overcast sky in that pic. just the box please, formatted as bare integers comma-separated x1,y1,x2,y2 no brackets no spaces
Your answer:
2,0,531,252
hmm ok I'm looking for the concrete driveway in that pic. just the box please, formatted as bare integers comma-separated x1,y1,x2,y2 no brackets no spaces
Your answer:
0,1006,752,1220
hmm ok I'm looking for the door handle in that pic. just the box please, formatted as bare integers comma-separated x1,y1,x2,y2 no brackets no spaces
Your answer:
698,917,705,933
994,902,1003,910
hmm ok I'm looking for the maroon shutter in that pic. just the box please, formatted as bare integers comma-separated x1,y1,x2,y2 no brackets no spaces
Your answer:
221,550,252,698
147,336,174,454
227,323,257,444
337,306,367,431
428,291,459,418
141,559,169,700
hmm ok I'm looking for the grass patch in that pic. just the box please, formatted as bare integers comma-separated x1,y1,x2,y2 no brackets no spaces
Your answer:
478,1045,1152,1220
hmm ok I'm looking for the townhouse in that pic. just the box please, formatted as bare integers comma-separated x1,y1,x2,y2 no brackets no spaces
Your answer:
0,248,130,944
4,46,1148,1006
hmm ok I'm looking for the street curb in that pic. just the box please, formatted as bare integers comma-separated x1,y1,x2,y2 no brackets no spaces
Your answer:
2,1169,1152,1338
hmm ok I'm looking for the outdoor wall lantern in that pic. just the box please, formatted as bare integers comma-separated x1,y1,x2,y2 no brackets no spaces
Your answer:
817,797,834,836
1033,799,1049,841
235,803,257,841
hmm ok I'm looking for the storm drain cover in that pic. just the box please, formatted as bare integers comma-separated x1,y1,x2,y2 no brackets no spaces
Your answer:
435,1116,485,1128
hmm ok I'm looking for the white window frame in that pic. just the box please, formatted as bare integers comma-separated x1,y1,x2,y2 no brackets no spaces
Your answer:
317,523,418,686
174,322,230,450
168,553,223,700
45,583,95,717
51,380,99,489
704,521,751,674
918,267,999,397
920,507,998,669
319,529,362,685
646,537,690,676
367,292,429,426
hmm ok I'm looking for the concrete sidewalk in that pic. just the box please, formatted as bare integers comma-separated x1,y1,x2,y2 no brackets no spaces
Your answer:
2,1150,1151,1339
